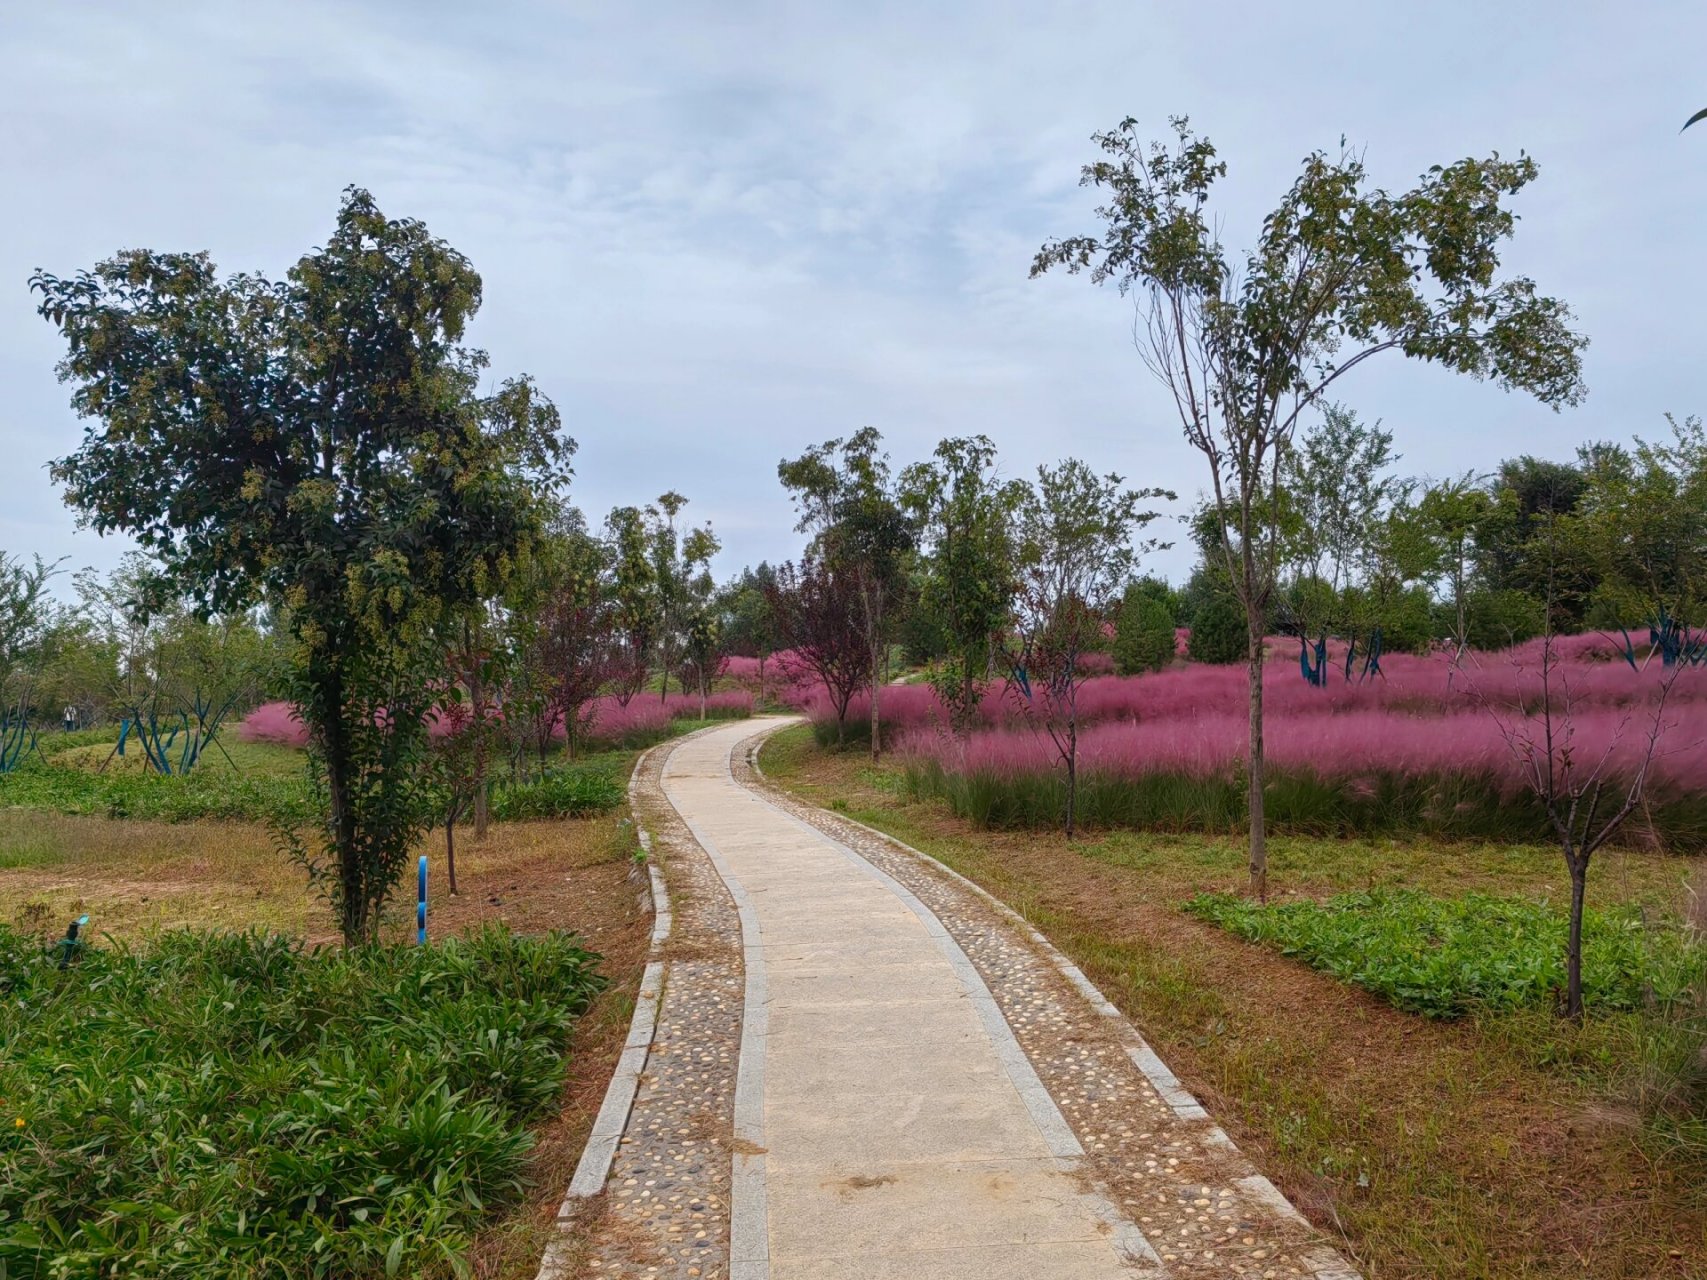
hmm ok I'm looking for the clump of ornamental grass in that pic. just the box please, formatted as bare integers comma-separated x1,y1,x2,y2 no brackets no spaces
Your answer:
0,924,605,1278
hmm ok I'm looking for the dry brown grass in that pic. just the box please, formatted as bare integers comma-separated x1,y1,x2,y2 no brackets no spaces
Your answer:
762,726,1707,1280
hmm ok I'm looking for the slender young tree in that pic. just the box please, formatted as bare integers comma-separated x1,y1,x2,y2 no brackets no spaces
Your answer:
765,558,869,745
1473,521,1689,1021
647,492,720,702
779,429,914,758
1279,404,1401,645
1007,460,1169,837
1411,472,1494,667
603,505,658,706
34,188,567,944
1034,117,1587,898
901,435,1027,734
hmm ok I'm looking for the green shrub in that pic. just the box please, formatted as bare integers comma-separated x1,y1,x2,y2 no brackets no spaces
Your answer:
1182,888,1705,1019
0,924,605,1277
1187,595,1247,665
1113,588,1177,675
490,766,624,820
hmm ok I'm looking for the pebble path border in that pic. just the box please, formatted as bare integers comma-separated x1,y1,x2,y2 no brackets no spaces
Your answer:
739,724,1363,1280
544,726,748,1280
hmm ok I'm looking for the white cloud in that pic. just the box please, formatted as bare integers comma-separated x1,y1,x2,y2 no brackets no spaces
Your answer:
3,0,1703,587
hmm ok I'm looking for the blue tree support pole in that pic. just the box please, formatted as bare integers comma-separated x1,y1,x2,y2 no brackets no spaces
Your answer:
417,855,428,945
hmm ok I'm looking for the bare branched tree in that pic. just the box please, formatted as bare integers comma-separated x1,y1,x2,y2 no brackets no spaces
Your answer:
1477,632,1688,1021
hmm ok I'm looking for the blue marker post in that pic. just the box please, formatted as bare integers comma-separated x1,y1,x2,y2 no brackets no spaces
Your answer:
417,855,428,945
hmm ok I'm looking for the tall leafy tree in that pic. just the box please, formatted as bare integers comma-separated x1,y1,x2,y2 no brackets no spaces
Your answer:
779,428,914,758
717,563,782,699
900,435,1027,733
602,505,658,706
33,188,568,944
1409,473,1494,661
647,492,720,702
1474,455,1596,629
1279,404,1402,642
1575,415,1707,626
1034,117,1587,897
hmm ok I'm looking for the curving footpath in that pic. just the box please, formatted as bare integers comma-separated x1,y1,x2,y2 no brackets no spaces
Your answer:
559,718,1361,1280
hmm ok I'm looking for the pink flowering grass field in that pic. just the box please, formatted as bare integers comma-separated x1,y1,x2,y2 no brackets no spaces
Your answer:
790,638,1707,848
236,688,753,755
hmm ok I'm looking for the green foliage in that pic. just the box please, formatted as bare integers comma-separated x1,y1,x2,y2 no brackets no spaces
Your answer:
0,553,64,698
1113,585,1176,674
489,765,624,821
901,436,1027,732
715,562,781,665
779,427,916,751
1463,587,1546,650
1186,595,1246,664
34,188,569,946
1183,889,1705,1020
0,750,314,824
0,924,605,1276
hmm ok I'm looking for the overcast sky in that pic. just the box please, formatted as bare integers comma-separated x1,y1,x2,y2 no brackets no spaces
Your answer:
3,1,1703,590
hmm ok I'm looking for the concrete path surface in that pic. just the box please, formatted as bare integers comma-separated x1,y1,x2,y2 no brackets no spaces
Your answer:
661,720,1155,1279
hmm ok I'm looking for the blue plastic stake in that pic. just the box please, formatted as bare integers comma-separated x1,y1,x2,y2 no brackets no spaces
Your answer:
417,855,428,945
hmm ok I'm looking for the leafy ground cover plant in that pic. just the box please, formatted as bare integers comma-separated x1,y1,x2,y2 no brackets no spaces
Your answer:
0,755,314,824
1183,888,1705,1019
489,764,625,821
0,924,605,1277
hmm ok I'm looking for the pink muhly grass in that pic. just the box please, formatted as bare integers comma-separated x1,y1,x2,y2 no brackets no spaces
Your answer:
721,655,764,682
583,696,671,742
234,701,309,748
901,708,1707,793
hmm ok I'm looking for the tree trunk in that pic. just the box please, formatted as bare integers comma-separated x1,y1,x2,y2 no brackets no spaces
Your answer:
1565,856,1586,1021
869,637,882,762
699,666,708,720
758,652,767,706
1064,716,1078,839
446,811,459,896
466,623,489,840
1246,613,1268,902
322,675,368,947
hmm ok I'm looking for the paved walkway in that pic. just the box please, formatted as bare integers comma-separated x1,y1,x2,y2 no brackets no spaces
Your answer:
661,721,1154,1279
